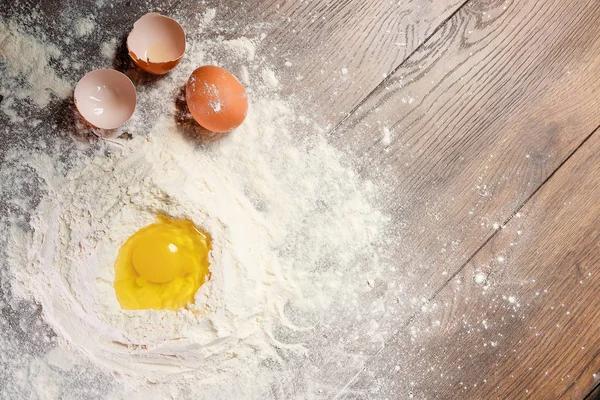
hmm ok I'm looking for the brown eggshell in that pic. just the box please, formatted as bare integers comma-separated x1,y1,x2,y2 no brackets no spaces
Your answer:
185,66,248,133
130,55,182,75
127,13,186,75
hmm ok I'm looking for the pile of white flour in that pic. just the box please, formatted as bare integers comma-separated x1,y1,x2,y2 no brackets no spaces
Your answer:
0,9,387,399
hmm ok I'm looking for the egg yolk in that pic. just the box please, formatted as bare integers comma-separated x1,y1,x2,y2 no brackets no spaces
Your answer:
114,216,211,310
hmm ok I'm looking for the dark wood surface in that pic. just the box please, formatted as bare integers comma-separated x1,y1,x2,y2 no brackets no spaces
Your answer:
3,0,600,398
587,383,600,400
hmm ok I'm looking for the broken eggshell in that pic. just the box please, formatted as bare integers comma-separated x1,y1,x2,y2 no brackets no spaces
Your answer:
127,13,186,75
74,69,136,130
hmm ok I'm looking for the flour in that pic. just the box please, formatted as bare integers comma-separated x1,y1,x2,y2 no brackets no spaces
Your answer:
473,272,487,285
223,37,256,61
381,127,392,145
202,8,217,25
10,112,306,384
74,16,95,37
1,12,388,399
100,38,118,60
0,21,71,110
208,99,222,112
262,68,280,88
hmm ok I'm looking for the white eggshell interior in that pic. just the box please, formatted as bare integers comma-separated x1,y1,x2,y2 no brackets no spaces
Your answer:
127,13,186,63
74,70,136,130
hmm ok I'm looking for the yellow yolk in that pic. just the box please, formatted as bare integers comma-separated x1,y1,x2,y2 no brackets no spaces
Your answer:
114,216,211,310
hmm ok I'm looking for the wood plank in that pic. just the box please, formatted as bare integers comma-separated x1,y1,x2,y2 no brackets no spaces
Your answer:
168,0,600,395
587,383,600,400
344,129,600,398
314,0,600,394
5,0,600,397
163,0,475,394
171,0,465,125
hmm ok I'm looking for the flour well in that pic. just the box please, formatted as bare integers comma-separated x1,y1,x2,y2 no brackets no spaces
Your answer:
10,110,310,384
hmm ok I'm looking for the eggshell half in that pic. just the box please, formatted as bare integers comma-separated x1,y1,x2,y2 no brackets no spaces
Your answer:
127,13,186,75
74,69,136,130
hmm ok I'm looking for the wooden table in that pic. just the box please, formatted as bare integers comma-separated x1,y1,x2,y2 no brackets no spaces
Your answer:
3,0,600,398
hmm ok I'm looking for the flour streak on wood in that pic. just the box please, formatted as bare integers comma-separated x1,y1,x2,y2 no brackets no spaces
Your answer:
0,0,178,133
332,0,600,396
2,0,178,40
350,129,600,399
168,0,466,393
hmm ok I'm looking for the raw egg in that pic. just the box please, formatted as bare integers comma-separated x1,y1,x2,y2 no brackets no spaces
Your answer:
185,65,248,132
74,69,136,130
114,216,211,310
127,13,186,75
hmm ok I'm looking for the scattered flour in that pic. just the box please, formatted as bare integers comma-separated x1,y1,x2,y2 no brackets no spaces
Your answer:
209,99,222,112
473,272,487,285
261,68,280,88
0,12,387,400
74,16,96,37
381,127,392,145
0,21,71,110
238,65,250,84
223,37,256,61
100,38,118,60
202,8,217,25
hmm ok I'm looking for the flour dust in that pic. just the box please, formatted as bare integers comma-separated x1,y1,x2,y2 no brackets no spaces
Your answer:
0,7,390,400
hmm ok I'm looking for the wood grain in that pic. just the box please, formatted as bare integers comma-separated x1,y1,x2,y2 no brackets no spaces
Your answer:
1,1,467,397
165,2,480,392
326,0,600,396
168,0,600,396
4,0,600,397
170,0,465,125
201,0,600,396
344,129,600,398
1,1,468,397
